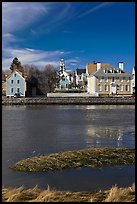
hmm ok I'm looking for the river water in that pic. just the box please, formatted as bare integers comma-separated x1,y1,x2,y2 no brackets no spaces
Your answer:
2,105,135,191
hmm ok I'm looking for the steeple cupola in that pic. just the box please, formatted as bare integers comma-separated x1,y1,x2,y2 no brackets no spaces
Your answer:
60,59,65,73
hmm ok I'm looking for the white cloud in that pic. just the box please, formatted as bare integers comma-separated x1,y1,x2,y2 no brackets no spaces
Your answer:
77,2,115,18
2,47,71,70
2,2,49,33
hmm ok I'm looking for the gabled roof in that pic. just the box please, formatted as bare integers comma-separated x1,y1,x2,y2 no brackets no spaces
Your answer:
6,70,25,80
76,68,86,75
94,66,132,77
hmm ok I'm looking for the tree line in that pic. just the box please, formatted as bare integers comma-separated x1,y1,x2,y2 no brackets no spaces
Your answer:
4,57,59,96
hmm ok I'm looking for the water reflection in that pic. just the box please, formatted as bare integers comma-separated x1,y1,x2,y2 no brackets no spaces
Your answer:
86,126,134,148
2,105,135,190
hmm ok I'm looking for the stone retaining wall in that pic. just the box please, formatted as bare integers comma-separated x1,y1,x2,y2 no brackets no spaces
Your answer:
2,97,135,105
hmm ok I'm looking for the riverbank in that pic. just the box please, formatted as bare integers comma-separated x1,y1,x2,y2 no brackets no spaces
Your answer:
2,184,135,202
11,148,135,172
2,96,135,105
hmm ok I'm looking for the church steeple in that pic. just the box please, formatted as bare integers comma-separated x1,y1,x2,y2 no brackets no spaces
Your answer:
60,58,65,73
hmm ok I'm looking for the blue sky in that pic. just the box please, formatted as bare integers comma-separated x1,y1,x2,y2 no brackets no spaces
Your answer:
2,2,135,72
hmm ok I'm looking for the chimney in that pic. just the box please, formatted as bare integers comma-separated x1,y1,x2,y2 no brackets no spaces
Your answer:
97,62,101,70
118,62,124,70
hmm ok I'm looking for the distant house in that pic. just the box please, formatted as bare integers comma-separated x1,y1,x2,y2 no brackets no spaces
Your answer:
86,62,133,96
6,70,26,97
75,68,87,88
2,81,6,96
2,70,12,96
131,66,135,94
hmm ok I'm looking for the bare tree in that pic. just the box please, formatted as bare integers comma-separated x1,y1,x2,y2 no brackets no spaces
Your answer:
43,64,59,92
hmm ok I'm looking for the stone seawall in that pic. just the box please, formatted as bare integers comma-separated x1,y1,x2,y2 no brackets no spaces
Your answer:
2,97,135,105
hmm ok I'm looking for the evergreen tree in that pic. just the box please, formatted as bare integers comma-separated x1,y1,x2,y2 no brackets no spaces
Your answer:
10,57,21,71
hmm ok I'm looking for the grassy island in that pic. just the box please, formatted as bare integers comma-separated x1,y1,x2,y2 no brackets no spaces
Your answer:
11,148,135,172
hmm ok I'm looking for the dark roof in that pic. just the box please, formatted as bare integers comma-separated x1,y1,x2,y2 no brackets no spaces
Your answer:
94,66,132,77
76,68,86,75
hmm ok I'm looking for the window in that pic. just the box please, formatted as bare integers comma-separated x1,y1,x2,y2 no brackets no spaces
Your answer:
11,80,13,84
104,84,108,91
17,80,20,84
98,77,102,82
125,85,129,92
126,77,129,82
112,77,115,82
62,77,65,81
98,84,101,91
14,73,16,77
104,77,108,82
17,88,20,93
120,77,123,82
11,88,13,93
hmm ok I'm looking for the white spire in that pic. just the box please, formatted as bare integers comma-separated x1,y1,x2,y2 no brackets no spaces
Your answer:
132,66,135,75
60,58,65,72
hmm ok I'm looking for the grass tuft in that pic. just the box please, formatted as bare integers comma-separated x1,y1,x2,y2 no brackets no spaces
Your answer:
2,184,135,202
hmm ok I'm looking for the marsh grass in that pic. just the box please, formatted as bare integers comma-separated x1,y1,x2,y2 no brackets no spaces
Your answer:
2,183,135,202
11,148,135,172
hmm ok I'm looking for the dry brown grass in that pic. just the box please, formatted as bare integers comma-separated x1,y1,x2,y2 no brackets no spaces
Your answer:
2,183,135,202
103,183,135,202
11,148,135,172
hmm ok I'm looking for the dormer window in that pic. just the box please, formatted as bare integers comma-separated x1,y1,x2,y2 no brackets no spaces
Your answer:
14,73,16,77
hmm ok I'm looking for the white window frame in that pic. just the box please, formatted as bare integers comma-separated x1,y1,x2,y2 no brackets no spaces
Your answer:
104,69,108,73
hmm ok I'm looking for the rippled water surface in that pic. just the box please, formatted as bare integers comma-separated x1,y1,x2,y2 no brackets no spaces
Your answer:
2,105,135,191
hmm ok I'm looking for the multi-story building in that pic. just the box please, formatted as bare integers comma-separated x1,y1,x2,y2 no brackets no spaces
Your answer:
75,68,87,89
86,62,133,96
6,70,26,97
